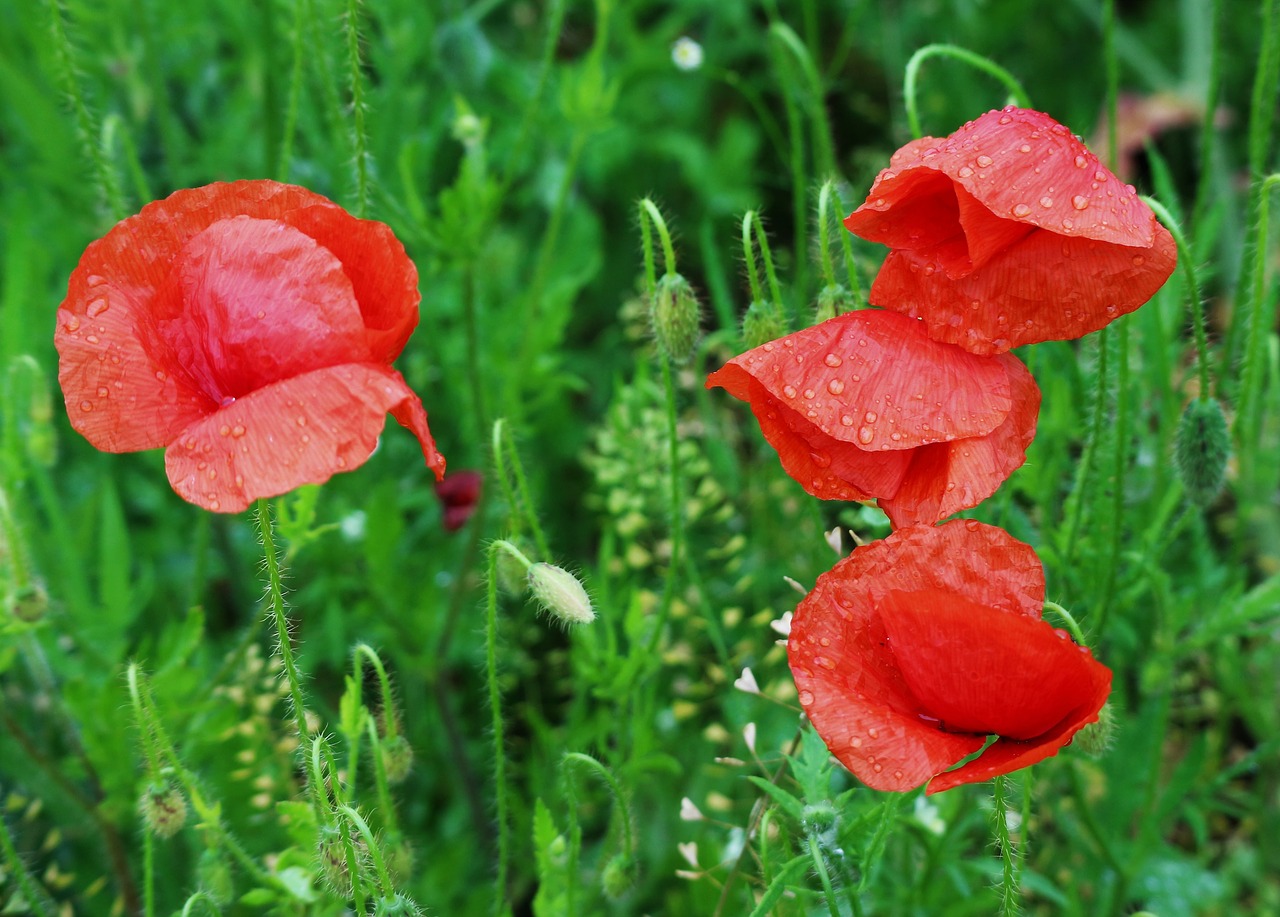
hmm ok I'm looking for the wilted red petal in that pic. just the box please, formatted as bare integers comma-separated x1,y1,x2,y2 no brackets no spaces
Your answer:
879,352,1039,527
845,107,1176,353
790,521,1048,791
164,363,442,513
435,470,483,531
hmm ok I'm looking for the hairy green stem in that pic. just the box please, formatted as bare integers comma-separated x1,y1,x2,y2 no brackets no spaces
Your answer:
903,44,1032,138
485,544,511,915
805,833,842,917
255,500,310,744
0,814,53,917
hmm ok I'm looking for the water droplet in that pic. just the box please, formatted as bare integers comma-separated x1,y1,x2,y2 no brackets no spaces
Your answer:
802,389,815,400
763,342,775,352
840,414,854,427
79,400,93,412
827,379,844,395
873,197,886,207
63,316,81,333
96,386,109,398
857,426,875,445
819,637,830,647
783,385,797,398
975,154,993,167
873,763,884,773
1018,143,1031,153
219,425,231,437
255,310,266,319
810,450,831,468
1011,203,1031,217
824,353,842,367
296,415,307,426
881,169,896,180
999,114,1012,124
893,769,904,780
85,334,100,344
890,432,902,442
207,469,217,481
867,727,879,739
1094,170,1108,182
1039,195,1054,208
209,498,221,511
957,166,974,178
798,691,814,706
1061,218,1074,230
864,411,878,423
155,370,167,381
231,425,246,438
1132,255,1145,266
87,299,109,318
850,736,862,748
1074,154,1088,168
336,457,346,468
1072,195,1090,211
964,519,980,531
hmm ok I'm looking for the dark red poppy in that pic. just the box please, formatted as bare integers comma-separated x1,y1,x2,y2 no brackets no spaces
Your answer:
55,180,446,512
435,470,482,532
843,106,1177,355
706,310,1038,528
788,520,1111,794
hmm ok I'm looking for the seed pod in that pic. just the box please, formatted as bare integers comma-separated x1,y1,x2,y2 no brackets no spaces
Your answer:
1173,397,1230,506
651,272,701,365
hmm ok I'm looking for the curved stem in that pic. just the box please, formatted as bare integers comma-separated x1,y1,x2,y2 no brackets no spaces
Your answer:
1142,196,1210,396
903,44,1032,138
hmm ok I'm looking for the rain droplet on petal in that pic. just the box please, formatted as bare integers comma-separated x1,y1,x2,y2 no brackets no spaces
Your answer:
957,166,974,178
827,379,845,395
231,425,246,438
864,411,878,423
1072,195,1090,211
1075,155,1088,168
840,414,855,427
798,691,814,706
79,400,93,412
1039,195,1054,208
975,155,993,167
87,299,109,318
802,389,816,400
1011,203,1032,218
824,353,842,367
857,426,875,445
1018,143,1031,153
85,334,100,344
783,385,797,398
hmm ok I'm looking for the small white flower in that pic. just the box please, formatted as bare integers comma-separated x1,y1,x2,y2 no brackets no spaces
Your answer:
913,796,946,836
783,575,807,596
677,841,699,867
339,510,367,541
671,36,704,72
679,797,704,821
769,611,793,638
733,667,760,695
743,722,757,754
824,526,844,555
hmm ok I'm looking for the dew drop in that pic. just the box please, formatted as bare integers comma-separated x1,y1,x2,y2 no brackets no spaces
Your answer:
857,426,875,445
1039,195,1054,208
783,384,797,398
867,727,879,739
63,316,81,332
87,299,109,318
824,353,842,367
85,334,100,345
827,379,845,395
850,736,862,748
819,637,830,647
975,155,993,167
155,370,167,381
763,342,775,352
1131,254,1145,266
208,498,221,511
873,763,884,773
96,386,109,398
840,414,854,427
810,450,832,468
864,411,878,423
255,310,266,319
893,769,904,780
219,425,231,437
1018,143,1031,153
798,691,814,706
1072,195,1090,211
79,400,93,412
336,457,347,468
1061,218,1074,230
1054,628,1069,640
1094,170,1108,182
296,415,307,427
964,519,980,531
231,425,246,438
890,432,902,442
957,166,974,178
802,388,816,399
999,114,1012,124
1011,203,1032,217
1074,154,1088,168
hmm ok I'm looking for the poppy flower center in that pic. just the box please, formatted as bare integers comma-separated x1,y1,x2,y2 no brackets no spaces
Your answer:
147,216,372,404
877,589,1091,740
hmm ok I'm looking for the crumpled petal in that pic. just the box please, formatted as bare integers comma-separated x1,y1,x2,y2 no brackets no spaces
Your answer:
708,311,1032,520
879,352,1039,527
164,363,444,513
844,107,1177,354
789,521,1087,793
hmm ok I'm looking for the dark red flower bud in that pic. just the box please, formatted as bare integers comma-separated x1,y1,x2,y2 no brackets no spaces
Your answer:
435,470,483,532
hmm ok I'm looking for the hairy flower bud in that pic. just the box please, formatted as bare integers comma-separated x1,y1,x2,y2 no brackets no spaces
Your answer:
1173,397,1230,506
813,284,852,324
1072,702,1116,759
601,853,638,900
380,734,414,784
528,563,594,626
651,272,701,364
139,781,187,838
741,301,787,350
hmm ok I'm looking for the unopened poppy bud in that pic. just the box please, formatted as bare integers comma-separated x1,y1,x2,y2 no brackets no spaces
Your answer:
317,825,365,896
528,563,594,626
1072,702,1115,759
138,781,187,838
380,734,414,784
373,893,424,917
813,284,852,324
741,301,787,350
651,272,701,364
601,852,638,900
196,849,234,905
802,802,838,838
10,582,49,623
1173,397,1230,505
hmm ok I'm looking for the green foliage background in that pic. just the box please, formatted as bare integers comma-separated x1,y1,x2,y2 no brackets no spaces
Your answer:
1,0,1278,914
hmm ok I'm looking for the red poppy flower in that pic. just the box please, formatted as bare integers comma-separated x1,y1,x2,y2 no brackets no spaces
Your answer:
55,180,446,512
435,470,483,532
705,310,1038,528
788,520,1111,794
843,106,1177,355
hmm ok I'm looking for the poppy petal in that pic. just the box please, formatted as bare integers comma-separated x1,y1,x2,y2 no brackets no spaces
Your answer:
844,107,1177,353
879,589,1103,740
164,363,444,513
707,310,1013,450
869,222,1178,354
56,283,213,453
789,522,1047,791
879,352,1039,527
152,215,371,401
